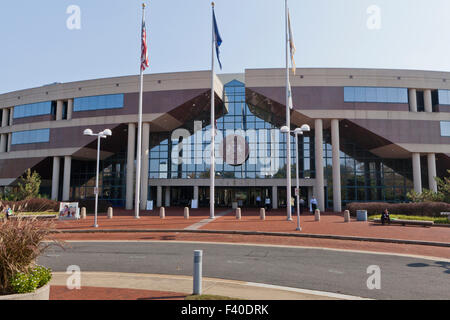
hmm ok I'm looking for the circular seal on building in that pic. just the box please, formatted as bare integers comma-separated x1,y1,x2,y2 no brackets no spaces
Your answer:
218,134,250,166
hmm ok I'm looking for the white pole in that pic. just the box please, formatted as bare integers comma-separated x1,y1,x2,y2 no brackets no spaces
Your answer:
135,3,146,220
295,132,301,231
94,135,100,228
285,0,292,221
193,250,203,295
210,2,216,220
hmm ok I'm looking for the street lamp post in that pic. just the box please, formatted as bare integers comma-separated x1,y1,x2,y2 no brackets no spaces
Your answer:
83,128,112,228
281,124,310,231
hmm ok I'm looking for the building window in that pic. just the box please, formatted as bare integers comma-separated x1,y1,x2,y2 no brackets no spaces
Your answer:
13,101,53,119
416,91,425,112
438,90,450,105
441,121,450,137
344,87,408,103
73,94,124,112
11,129,50,145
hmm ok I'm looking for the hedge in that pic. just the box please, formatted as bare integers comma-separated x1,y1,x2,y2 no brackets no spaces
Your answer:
0,199,59,213
346,202,450,217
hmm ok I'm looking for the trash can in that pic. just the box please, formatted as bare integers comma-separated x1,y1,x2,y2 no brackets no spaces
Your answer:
356,210,368,222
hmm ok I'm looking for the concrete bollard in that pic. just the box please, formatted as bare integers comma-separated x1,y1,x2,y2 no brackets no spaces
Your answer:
81,207,87,219
193,250,203,295
260,208,266,221
160,207,165,219
344,210,351,222
107,207,113,219
236,208,241,220
184,207,190,219
315,209,321,221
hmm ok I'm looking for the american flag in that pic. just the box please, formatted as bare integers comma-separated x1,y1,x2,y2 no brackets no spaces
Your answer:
141,20,149,71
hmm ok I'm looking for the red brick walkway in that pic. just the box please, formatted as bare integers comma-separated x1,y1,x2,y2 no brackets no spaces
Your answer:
49,207,450,259
50,286,187,300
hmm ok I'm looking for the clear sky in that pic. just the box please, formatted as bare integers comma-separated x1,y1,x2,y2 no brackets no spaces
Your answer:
1,0,450,94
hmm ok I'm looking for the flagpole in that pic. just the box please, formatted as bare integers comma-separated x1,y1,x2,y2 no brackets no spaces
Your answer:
285,0,293,221
210,2,216,220
135,2,146,220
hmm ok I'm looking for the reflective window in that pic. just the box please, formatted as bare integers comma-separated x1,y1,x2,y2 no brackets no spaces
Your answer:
438,90,450,105
441,121,450,137
11,129,50,145
73,94,124,112
13,101,52,119
344,87,408,103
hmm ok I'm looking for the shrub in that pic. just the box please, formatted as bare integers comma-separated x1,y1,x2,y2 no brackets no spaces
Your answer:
346,202,450,217
17,169,42,201
407,189,445,203
0,219,57,295
436,170,450,203
9,266,52,294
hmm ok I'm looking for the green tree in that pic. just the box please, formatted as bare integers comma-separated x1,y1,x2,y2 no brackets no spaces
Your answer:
17,169,41,200
435,169,450,203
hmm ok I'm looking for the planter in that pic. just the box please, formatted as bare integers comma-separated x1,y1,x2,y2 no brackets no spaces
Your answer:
0,283,50,301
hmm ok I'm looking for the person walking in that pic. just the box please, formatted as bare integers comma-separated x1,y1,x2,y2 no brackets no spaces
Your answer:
299,198,305,214
256,195,262,208
265,196,271,211
310,196,318,214
290,196,295,215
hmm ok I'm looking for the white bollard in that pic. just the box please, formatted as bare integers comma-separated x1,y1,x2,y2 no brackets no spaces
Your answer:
236,208,241,220
260,208,266,221
315,209,321,222
184,207,190,219
107,207,113,219
81,207,87,220
160,207,165,219
344,210,351,223
193,250,203,295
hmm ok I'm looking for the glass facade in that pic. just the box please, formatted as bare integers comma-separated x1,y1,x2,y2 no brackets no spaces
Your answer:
11,129,50,145
148,80,311,181
70,153,127,207
441,121,450,136
13,101,54,119
73,94,124,112
322,136,414,208
344,87,408,103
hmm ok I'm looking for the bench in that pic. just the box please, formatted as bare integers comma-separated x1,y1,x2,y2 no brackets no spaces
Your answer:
373,218,434,227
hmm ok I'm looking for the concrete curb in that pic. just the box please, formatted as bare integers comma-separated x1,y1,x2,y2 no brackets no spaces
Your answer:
51,228,450,248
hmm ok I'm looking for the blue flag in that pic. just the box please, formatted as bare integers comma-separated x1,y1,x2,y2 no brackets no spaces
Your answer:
213,9,223,70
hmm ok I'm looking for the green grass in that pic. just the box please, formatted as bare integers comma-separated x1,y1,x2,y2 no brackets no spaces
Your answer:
15,212,58,216
1,212,58,220
369,214,449,224
185,295,243,300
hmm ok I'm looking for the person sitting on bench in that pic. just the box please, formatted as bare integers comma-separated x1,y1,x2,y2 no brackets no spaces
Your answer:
381,209,391,225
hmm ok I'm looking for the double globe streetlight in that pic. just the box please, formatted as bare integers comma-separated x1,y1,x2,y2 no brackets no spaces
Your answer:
281,124,311,231
83,128,112,228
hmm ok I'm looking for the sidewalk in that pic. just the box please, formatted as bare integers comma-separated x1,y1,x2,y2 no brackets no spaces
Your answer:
49,208,450,259
49,272,364,300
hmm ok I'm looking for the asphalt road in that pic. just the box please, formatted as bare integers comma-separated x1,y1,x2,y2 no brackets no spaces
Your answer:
38,241,450,300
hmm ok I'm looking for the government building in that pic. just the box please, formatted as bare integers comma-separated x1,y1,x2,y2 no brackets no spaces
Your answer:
0,68,449,212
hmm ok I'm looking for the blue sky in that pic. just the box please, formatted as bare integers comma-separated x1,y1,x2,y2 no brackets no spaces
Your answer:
1,0,450,94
